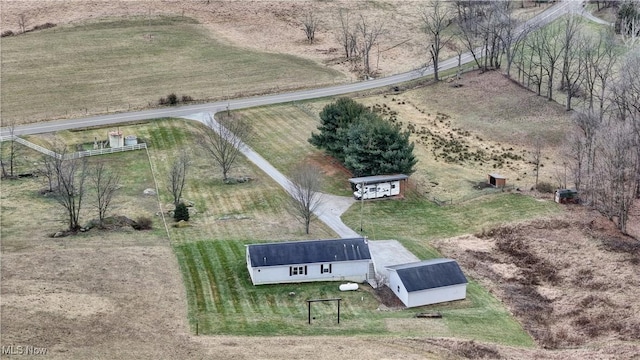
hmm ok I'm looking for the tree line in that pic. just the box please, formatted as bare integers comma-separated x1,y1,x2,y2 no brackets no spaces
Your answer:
420,0,640,234
302,0,639,233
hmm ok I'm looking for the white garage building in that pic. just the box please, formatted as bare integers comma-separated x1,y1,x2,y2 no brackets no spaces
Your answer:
387,259,468,308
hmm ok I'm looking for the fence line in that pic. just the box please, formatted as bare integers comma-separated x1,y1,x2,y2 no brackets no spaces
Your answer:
0,135,146,160
66,143,147,159
12,136,62,159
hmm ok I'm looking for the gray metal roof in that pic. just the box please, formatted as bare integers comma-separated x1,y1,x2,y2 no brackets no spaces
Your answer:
348,174,409,185
387,259,467,292
247,238,371,267
488,173,507,179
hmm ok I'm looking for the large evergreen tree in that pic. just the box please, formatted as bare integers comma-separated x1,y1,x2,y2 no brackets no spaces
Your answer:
309,97,417,177
309,97,368,161
344,114,417,177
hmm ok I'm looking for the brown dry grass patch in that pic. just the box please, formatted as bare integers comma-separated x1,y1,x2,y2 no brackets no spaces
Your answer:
432,207,640,351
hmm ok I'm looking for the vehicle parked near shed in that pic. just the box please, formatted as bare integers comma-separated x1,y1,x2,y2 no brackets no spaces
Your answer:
555,189,579,204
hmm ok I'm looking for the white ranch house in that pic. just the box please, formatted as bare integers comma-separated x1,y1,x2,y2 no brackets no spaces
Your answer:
387,259,468,308
246,238,374,286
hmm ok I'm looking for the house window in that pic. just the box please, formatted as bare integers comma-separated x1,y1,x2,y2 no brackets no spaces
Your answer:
391,184,396,189
397,285,400,293
321,264,332,274
290,266,306,276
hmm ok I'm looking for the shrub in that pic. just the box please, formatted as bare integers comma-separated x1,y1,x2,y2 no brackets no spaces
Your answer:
174,202,190,222
133,216,153,230
167,93,178,105
536,181,555,193
181,95,193,103
1,30,14,37
32,22,56,31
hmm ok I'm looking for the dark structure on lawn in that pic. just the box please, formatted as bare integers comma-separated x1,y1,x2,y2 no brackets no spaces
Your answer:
488,173,507,188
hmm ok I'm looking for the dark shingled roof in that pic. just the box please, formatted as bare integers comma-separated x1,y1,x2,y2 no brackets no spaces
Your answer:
247,238,371,267
387,259,467,292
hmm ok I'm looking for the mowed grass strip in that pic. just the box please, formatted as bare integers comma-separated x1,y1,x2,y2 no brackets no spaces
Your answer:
1,16,345,124
342,190,561,244
175,239,390,336
242,104,354,196
174,239,533,345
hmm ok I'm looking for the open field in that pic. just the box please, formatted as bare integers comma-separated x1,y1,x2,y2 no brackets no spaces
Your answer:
0,16,344,125
0,0,553,125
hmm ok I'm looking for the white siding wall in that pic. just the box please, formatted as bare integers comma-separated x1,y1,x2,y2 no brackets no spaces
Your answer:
388,270,467,308
406,284,467,308
388,271,409,306
249,260,371,285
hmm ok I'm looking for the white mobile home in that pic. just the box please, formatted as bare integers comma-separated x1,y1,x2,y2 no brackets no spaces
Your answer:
246,238,373,286
387,259,467,308
349,174,409,200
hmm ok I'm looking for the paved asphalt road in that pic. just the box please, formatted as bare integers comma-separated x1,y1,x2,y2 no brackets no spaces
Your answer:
1,1,585,237
0,0,580,138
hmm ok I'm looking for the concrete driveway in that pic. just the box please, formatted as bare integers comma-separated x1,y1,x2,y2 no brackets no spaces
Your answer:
367,240,420,283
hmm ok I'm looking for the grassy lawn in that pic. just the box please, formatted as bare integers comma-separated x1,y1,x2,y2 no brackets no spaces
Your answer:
1,16,345,124
174,239,533,346
6,112,552,346
0,147,166,252
241,103,353,196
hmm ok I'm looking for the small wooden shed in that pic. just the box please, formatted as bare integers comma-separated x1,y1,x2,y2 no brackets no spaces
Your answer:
488,173,507,188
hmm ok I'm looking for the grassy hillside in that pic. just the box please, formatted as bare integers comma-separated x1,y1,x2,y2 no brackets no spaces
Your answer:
0,16,345,124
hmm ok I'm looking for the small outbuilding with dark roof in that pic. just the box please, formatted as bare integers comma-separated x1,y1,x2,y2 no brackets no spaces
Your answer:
246,238,373,285
386,259,468,308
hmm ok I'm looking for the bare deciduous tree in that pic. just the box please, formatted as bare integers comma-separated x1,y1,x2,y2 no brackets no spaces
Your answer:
356,15,385,77
581,29,617,118
51,145,88,232
0,120,18,179
167,150,190,206
287,163,323,235
37,153,58,193
198,112,251,182
18,13,27,34
525,28,546,96
421,0,453,81
302,9,320,44
571,110,602,203
593,120,638,233
530,135,544,190
561,31,587,111
559,14,582,85
497,4,532,78
336,8,357,59
89,161,121,226
540,23,563,101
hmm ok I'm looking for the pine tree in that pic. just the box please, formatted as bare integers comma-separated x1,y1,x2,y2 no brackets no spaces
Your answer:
174,202,190,222
309,97,368,161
